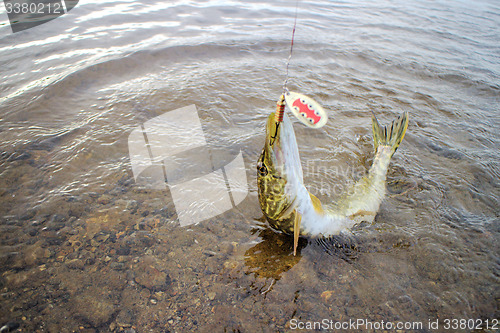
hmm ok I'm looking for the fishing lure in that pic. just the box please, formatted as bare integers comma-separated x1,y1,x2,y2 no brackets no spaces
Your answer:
276,2,328,129
284,90,328,128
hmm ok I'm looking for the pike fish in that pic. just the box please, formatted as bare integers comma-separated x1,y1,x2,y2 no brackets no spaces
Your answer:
257,110,409,255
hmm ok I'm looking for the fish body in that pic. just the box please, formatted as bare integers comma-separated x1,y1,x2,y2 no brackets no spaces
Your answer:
257,111,408,240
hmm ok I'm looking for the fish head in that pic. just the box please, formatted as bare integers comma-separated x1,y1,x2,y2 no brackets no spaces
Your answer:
260,112,303,181
259,112,286,178
257,112,302,232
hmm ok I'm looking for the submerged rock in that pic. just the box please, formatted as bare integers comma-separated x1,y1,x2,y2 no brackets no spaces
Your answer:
116,309,133,328
110,262,125,271
74,293,117,327
126,200,138,212
23,241,51,266
133,256,171,291
66,259,85,270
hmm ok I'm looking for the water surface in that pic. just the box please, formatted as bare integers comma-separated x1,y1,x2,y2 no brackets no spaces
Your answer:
0,0,499,331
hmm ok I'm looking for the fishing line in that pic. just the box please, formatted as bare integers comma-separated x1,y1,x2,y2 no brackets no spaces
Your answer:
273,0,328,130
272,1,299,138
282,0,299,94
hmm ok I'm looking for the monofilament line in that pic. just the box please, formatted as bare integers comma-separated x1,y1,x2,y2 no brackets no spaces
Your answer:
282,1,299,95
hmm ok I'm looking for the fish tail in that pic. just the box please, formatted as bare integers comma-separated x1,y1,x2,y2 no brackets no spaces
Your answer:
371,111,409,156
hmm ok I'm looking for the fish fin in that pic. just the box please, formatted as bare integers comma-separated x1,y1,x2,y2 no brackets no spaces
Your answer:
293,212,302,256
372,111,409,155
308,192,324,215
277,196,297,220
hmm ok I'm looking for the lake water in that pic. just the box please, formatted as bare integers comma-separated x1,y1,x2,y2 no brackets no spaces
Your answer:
0,0,499,332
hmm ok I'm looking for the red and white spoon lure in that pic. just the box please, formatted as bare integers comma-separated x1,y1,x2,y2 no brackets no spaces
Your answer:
284,91,328,128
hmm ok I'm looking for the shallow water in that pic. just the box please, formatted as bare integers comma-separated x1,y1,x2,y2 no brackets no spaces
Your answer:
0,0,499,332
